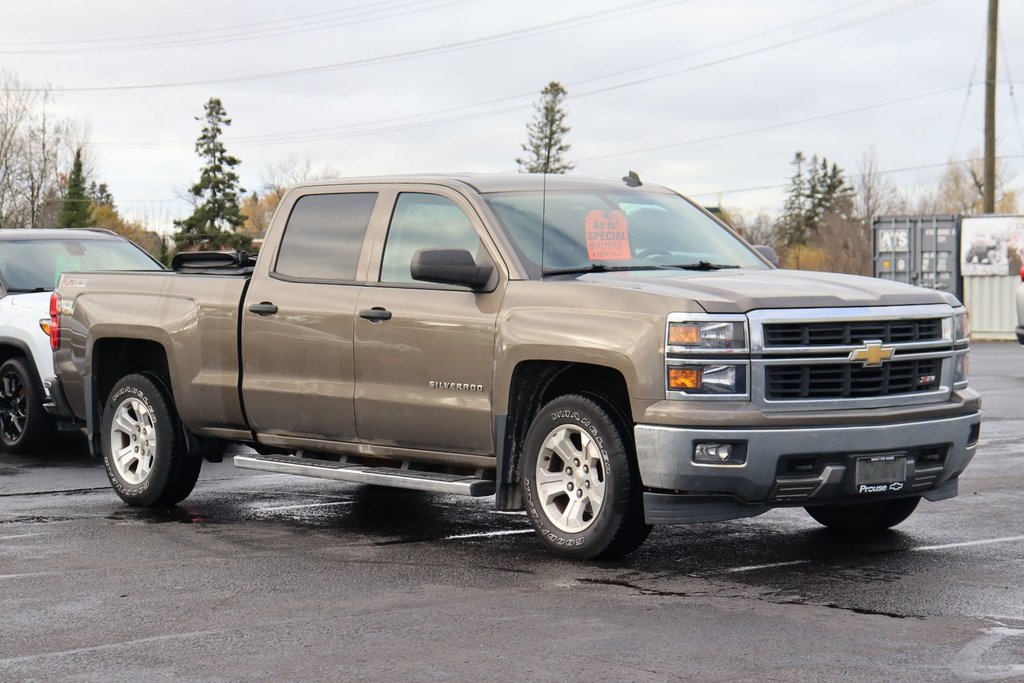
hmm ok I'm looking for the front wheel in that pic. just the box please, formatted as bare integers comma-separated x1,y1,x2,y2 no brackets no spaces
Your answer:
0,357,52,453
805,497,921,533
522,394,650,559
100,374,201,506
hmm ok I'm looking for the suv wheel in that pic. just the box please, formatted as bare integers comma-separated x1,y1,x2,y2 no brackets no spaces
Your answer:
0,357,51,453
522,394,650,559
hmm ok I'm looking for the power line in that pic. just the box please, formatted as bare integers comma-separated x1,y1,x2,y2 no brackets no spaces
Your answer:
949,27,987,160
0,0,476,54
687,154,1024,198
572,85,970,164
0,0,437,49
11,0,682,92
999,32,1024,159
89,0,943,149
90,0,894,148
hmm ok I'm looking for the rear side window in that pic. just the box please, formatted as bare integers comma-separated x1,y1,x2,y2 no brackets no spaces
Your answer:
274,193,378,281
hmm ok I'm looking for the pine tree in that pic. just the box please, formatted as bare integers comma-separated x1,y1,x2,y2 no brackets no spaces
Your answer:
57,148,93,228
173,97,250,251
776,151,854,247
87,181,115,208
516,81,575,174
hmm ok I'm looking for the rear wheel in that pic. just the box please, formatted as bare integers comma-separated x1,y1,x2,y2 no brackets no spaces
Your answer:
522,394,650,559
0,357,51,453
101,374,201,506
805,497,921,533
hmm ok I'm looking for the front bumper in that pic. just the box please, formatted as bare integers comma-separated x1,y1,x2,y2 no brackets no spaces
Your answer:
635,411,981,524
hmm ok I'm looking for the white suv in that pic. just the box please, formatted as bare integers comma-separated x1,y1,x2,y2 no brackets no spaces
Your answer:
0,229,163,452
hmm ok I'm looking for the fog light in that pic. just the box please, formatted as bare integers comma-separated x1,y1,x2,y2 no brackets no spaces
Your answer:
693,442,746,465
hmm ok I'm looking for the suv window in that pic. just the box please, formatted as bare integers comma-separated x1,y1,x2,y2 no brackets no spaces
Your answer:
0,238,162,292
275,193,378,281
380,193,487,284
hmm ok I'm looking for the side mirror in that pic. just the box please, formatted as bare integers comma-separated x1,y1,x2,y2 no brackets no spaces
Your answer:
411,248,494,289
754,245,779,267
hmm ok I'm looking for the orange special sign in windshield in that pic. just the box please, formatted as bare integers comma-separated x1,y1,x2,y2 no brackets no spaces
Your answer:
585,209,631,261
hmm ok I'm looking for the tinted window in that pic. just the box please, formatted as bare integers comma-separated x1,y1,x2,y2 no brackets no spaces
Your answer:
380,193,487,284
0,238,162,292
275,193,377,281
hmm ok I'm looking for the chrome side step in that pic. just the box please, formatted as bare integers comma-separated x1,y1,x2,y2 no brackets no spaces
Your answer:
233,454,495,497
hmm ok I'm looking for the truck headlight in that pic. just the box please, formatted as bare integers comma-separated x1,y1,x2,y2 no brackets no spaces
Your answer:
954,310,969,343
665,314,750,400
668,321,745,350
668,364,746,395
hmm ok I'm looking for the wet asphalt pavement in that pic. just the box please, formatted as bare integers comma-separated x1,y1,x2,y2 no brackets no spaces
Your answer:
1,342,1022,682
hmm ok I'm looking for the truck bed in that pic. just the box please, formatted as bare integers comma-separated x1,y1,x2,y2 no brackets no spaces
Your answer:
55,270,251,436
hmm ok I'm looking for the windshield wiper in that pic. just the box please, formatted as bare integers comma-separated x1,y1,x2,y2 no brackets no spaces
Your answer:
4,287,49,293
542,264,670,277
664,261,741,271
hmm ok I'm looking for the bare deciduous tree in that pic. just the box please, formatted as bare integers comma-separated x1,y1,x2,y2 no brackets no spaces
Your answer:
0,70,84,228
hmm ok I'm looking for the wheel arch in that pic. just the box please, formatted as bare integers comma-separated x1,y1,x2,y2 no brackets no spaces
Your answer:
87,337,172,456
495,359,632,510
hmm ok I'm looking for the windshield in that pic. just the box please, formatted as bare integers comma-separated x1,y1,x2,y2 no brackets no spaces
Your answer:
484,190,766,278
0,238,162,292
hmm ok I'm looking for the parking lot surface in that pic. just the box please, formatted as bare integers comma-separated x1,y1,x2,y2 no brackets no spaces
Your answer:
1,342,1022,682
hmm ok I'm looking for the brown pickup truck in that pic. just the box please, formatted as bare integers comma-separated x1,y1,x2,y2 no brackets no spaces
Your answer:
50,174,981,558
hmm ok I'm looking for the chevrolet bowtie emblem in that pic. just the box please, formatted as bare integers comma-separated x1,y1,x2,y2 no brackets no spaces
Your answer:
849,340,896,367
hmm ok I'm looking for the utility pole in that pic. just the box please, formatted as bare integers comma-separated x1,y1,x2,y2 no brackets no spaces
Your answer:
983,0,998,213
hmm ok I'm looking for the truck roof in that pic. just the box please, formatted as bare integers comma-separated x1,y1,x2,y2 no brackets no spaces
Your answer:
0,228,122,241
288,173,675,195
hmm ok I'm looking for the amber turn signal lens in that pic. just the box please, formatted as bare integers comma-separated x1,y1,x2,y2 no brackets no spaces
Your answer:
668,324,701,346
39,320,51,336
668,367,702,390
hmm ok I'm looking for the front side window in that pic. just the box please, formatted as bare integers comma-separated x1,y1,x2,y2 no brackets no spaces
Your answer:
0,238,162,292
380,193,488,284
275,193,378,281
484,190,766,278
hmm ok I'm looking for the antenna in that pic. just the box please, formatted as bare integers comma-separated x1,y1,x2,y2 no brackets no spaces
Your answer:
623,170,642,187
540,149,550,277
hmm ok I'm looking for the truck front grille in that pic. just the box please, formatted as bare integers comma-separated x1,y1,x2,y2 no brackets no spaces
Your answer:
765,358,943,400
763,318,943,347
748,305,960,412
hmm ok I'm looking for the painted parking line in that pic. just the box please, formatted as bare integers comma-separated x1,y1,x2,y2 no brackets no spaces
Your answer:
0,533,49,541
258,501,355,512
696,535,1024,576
695,560,811,576
443,529,534,540
911,534,1024,552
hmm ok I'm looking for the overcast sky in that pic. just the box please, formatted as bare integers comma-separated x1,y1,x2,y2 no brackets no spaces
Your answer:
2,0,1022,231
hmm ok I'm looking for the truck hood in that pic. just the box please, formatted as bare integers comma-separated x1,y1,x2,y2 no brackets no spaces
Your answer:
571,268,956,313
2,291,51,314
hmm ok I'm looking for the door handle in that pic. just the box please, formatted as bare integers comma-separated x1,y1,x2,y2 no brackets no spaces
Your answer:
359,307,392,322
248,302,279,316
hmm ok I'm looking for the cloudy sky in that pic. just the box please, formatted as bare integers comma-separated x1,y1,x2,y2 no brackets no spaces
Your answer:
3,0,1022,231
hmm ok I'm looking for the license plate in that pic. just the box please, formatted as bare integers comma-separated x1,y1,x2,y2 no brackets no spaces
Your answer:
854,454,907,494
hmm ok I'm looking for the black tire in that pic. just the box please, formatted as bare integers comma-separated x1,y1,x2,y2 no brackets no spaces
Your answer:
805,497,921,533
100,373,201,507
522,394,651,559
0,357,52,454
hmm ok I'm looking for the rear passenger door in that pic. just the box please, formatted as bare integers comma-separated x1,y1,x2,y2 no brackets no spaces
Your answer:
242,187,386,446
354,188,505,456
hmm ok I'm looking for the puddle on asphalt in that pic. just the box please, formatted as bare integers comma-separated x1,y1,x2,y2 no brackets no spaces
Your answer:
105,507,211,525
